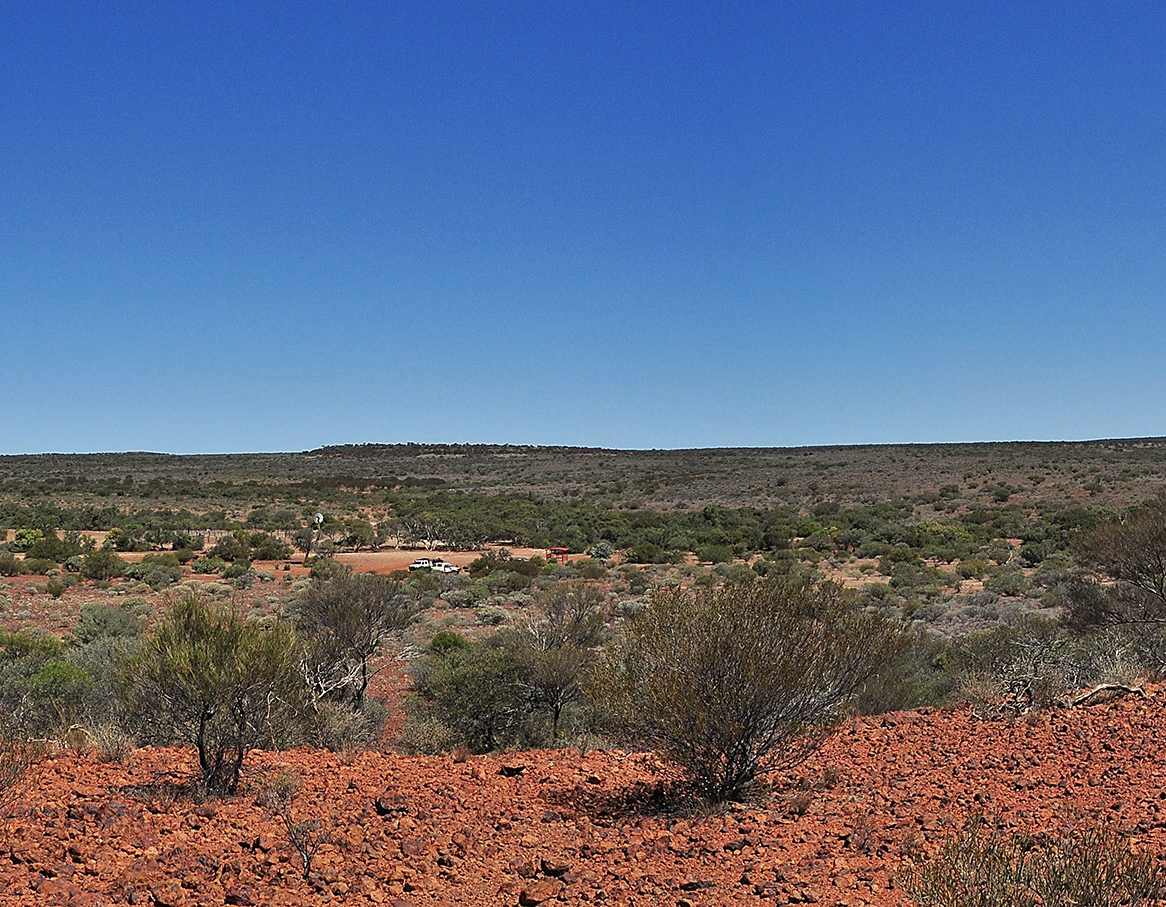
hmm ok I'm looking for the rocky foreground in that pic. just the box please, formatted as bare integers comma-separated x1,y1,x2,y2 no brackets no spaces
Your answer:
3,691,1165,906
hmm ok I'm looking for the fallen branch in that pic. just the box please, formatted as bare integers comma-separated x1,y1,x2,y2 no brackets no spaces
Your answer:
1070,683,1146,708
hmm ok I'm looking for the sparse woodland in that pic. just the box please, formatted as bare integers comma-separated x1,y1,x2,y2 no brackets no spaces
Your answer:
2,442,1166,903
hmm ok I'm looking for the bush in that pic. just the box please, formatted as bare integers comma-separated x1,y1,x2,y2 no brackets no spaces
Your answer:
72,600,148,645
1071,494,1166,626
255,769,330,880
504,582,605,740
901,818,1163,907
475,604,508,625
125,554,183,590
21,558,55,576
293,569,418,710
190,556,227,574
406,636,522,753
597,576,906,802
984,568,1030,596
0,733,42,808
695,544,734,564
0,630,95,735
0,552,20,576
82,549,126,581
117,590,307,793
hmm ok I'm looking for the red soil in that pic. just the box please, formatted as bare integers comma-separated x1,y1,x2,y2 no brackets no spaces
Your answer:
3,691,1165,906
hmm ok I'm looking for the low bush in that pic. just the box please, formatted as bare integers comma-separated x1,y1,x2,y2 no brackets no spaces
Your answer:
596,576,906,802
901,818,1163,907
117,590,308,793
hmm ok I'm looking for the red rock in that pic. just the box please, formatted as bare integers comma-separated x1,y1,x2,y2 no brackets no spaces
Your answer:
519,878,565,904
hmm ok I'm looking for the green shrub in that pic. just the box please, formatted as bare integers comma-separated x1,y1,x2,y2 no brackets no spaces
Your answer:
695,544,734,564
125,554,183,589
596,576,906,802
82,549,126,581
957,557,987,579
190,556,227,574
21,558,56,576
0,553,20,576
406,637,522,753
73,600,148,645
117,590,308,793
901,818,1163,907
984,568,1030,596
475,605,508,625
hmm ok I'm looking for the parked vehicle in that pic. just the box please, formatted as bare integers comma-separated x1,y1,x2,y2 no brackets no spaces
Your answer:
408,557,459,574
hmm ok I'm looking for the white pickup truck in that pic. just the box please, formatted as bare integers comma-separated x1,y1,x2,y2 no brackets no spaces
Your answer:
408,557,459,574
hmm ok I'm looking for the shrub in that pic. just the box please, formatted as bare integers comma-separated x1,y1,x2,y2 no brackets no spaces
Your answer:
82,549,126,581
901,817,1163,907
190,556,227,574
1071,494,1166,626
293,569,418,710
0,630,95,735
0,733,42,808
984,568,1030,596
125,554,183,590
587,541,615,561
117,590,308,793
72,600,148,645
597,576,905,802
407,637,522,753
504,582,605,740
255,769,331,880
475,605,508,625
695,544,734,564
0,552,20,576
21,558,56,576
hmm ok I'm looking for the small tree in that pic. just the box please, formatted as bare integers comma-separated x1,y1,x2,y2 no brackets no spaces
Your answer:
255,769,331,880
81,548,126,581
407,635,523,753
1071,494,1166,626
118,590,307,793
507,582,605,741
293,569,418,710
598,576,905,803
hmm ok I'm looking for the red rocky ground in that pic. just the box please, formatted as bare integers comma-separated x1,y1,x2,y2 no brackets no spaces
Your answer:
3,690,1165,906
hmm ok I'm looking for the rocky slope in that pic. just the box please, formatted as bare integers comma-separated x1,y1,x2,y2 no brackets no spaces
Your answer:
3,690,1164,906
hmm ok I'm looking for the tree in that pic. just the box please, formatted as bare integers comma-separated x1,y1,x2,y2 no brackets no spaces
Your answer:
255,769,331,880
1071,494,1166,626
117,590,307,793
81,548,126,581
292,527,315,562
408,635,523,753
293,569,418,710
597,576,905,803
506,582,605,741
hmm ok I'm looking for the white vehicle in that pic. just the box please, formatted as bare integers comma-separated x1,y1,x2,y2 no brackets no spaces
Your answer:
431,560,460,574
408,558,432,571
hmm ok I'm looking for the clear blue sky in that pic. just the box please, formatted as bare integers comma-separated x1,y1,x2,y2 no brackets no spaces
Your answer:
2,2,1164,453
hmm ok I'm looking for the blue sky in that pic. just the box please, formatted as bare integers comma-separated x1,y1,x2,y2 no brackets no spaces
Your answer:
2,2,1164,453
